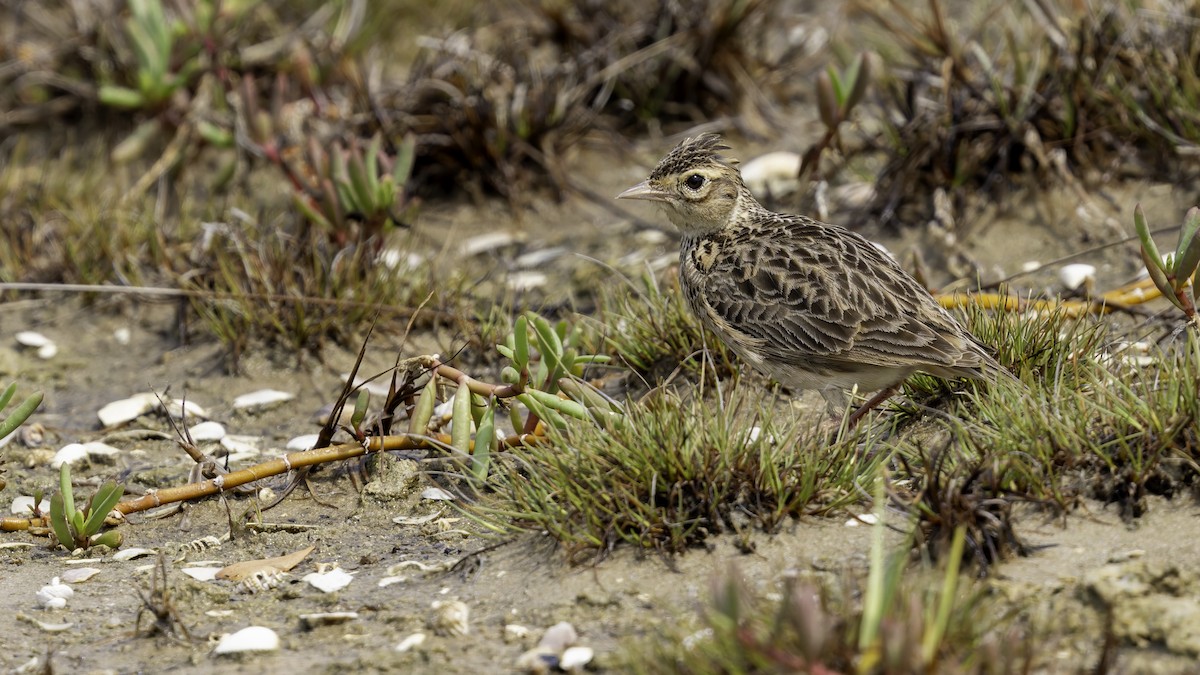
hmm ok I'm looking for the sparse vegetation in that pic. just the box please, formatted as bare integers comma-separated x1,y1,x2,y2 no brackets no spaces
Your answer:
3,0,1200,671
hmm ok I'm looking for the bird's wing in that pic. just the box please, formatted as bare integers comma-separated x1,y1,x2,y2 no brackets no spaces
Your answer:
700,219,985,372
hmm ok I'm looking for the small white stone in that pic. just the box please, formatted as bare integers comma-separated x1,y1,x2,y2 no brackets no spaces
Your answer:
113,327,132,345
740,151,802,199
303,567,354,593
395,632,427,652
1021,260,1041,273
287,434,320,451
187,421,226,442
36,578,74,609
11,495,50,515
15,331,52,348
97,394,158,427
233,389,295,410
36,343,58,360
51,443,89,468
1059,263,1096,291
560,646,594,671
421,487,456,501
538,621,579,652
212,626,280,655
60,567,101,583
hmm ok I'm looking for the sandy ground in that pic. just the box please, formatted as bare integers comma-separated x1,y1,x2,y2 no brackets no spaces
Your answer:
3,139,1200,673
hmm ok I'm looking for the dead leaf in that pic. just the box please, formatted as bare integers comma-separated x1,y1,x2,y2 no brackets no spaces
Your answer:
216,545,315,581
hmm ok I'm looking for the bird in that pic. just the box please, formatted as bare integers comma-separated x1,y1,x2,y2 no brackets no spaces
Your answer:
616,133,1012,426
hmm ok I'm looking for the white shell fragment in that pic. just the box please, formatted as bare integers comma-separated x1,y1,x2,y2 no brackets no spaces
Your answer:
51,444,88,468
36,578,74,609
1059,263,1097,291
187,421,226,442
395,632,427,652
430,599,470,636
287,434,320,451
220,435,262,459
299,612,359,628
233,389,295,410
505,624,532,642
303,566,354,594
16,331,57,358
507,271,548,292
560,646,595,671
161,398,208,420
97,393,158,426
180,567,221,582
98,393,208,426
421,487,456,501
515,246,566,268
845,513,880,527
740,151,801,199
11,496,51,515
461,231,520,256
16,331,53,348
213,626,281,655
51,442,121,468
393,511,443,526
112,547,157,561
60,567,101,584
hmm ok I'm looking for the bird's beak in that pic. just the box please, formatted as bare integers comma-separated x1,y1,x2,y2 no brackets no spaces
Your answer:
616,180,670,202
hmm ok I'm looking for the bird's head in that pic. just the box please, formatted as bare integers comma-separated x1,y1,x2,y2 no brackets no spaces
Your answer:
617,133,745,234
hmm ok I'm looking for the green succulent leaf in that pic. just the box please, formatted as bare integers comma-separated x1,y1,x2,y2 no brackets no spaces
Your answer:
408,374,438,434
0,389,42,440
82,482,125,537
59,463,76,523
1134,204,1164,271
514,315,530,369
91,531,124,549
1142,247,1185,311
1174,206,1200,281
48,494,75,551
472,400,495,482
450,384,472,454
98,85,148,110
351,389,370,430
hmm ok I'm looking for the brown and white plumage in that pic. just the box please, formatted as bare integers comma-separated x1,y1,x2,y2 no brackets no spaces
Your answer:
617,133,1009,420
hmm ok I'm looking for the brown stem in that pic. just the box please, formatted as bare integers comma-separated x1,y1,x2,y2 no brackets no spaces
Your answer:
1,430,541,533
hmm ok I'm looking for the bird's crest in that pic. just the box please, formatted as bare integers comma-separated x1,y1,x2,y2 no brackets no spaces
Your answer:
649,133,736,181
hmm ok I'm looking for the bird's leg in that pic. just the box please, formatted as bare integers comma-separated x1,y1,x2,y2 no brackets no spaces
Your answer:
845,384,901,429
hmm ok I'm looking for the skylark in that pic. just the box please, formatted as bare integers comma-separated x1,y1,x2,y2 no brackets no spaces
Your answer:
617,133,1011,425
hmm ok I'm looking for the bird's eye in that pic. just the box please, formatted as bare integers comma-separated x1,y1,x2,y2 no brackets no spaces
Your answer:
684,173,706,190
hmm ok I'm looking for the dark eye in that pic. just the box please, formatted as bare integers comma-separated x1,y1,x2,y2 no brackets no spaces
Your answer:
684,173,706,190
